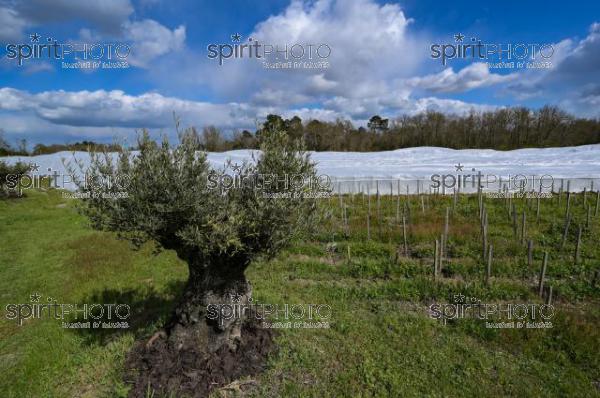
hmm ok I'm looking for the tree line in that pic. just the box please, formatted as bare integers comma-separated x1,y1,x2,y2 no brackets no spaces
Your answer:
1,105,599,155
0,132,122,157
163,106,600,152
248,106,600,152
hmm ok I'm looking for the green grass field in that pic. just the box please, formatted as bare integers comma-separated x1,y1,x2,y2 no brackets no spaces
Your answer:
1,189,599,397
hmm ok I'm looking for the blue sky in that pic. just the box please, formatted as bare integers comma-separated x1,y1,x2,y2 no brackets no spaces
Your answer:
0,0,599,145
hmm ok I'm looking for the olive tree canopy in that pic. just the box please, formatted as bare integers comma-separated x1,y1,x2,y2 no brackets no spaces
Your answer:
68,128,324,352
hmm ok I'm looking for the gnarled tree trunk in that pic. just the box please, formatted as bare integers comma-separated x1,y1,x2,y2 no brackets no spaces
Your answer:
166,256,252,353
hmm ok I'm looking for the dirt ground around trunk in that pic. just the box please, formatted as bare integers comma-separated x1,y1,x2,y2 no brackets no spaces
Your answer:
124,316,276,397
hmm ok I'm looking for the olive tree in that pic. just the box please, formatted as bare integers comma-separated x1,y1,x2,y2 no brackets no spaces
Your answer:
70,129,322,352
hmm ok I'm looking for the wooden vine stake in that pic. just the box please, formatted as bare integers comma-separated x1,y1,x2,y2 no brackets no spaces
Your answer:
367,189,371,240
443,207,450,262
402,214,408,256
538,252,548,297
574,225,582,265
486,244,493,286
546,286,553,305
521,211,526,244
561,213,571,249
527,240,533,278
433,239,439,281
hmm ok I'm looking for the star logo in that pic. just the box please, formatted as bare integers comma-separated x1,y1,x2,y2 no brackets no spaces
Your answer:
453,293,465,303
229,292,243,303
29,163,40,172
30,292,41,302
454,33,465,42
231,163,242,173
30,33,41,42
231,33,242,42
455,163,464,172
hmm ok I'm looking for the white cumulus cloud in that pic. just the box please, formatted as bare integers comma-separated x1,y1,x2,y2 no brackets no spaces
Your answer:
407,63,517,93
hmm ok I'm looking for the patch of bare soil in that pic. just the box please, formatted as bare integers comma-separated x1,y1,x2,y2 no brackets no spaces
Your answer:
124,317,276,398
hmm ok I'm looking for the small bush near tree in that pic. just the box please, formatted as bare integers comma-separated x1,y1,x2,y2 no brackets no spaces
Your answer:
0,161,30,199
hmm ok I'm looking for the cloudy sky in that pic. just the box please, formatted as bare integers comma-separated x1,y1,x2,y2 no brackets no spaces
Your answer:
0,0,599,145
